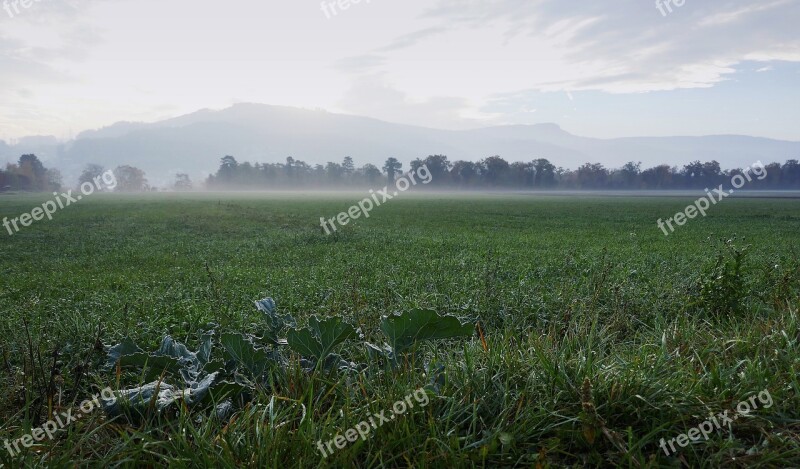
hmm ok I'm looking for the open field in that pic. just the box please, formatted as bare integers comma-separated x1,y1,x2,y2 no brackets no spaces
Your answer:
1,192,799,467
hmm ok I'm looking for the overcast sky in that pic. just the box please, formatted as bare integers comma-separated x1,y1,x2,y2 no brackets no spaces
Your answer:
1,0,798,141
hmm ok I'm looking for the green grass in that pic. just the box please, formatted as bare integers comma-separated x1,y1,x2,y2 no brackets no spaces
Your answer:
1,192,799,468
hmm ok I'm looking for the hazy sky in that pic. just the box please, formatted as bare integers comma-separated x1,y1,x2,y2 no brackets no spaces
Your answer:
1,0,798,141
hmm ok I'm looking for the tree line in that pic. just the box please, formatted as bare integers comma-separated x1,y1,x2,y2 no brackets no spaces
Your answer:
206,155,800,190
0,155,153,192
3,153,800,192
0,154,63,192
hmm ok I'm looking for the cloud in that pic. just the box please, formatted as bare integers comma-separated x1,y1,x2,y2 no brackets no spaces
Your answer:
335,27,448,75
326,0,800,131
334,54,386,73
415,0,800,92
1,0,798,139
376,27,448,52
0,0,111,94
337,74,489,129
698,0,793,26
0,37,77,94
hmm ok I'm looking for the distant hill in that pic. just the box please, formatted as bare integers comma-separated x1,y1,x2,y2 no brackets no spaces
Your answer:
1,103,798,186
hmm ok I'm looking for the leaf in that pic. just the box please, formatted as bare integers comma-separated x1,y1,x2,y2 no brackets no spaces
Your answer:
102,373,241,418
105,337,143,369
102,381,180,417
117,352,184,379
196,332,214,366
322,354,360,372
202,359,225,374
103,333,258,422
215,400,234,421
365,342,394,363
287,316,357,362
184,371,222,405
254,297,277,315
380,309,475,355
255,297,295,345
157,336,198,364
286,328,323,359
220,333,281,378
206,380,249,403
106,336,214,384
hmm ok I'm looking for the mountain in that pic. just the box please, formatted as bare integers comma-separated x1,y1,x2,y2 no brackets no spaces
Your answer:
0,136,64,168
2,103,799,186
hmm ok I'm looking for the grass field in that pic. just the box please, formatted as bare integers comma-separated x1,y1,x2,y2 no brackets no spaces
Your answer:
1,192,799,468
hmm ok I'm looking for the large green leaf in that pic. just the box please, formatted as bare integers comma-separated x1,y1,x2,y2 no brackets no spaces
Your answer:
254,297,277,315
157,336,197,363
287,316,357,362
196,332,213,366
102,381,181,418
255,297,295,345
381,309,475,355
220,333,281,378
105,337,143,369
116,352,184,379
205,380,249,403
102,373,245,418
106,335,218,384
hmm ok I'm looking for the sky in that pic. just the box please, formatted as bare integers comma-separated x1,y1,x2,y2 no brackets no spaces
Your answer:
0,0,798,141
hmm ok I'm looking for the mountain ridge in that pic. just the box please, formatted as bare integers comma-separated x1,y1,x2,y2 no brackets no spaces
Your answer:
2,103,798,185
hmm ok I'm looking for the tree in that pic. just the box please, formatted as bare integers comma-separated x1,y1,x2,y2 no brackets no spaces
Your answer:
701,160,722,187
782,159,800,188
532,159,557,187
359,164,382,185
383,158,403,184
0,167,9,191
45,168,63,191
761,163,782,188
409,158,425,174
480,156,510,186
450,160,479,187
284,157,295,180
313,164,326,180
422,155,451,183
576,163,608,189
641,165,675,189
510,161,533,187
219,155,239,184
292,160,312,184
114,165,148,192
1,164,25,191
174,173,193,191
17,154,47,191
342,156,355,178
619,161,641,188
326,162,344,184
79,164,107,190
682,161,704,188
